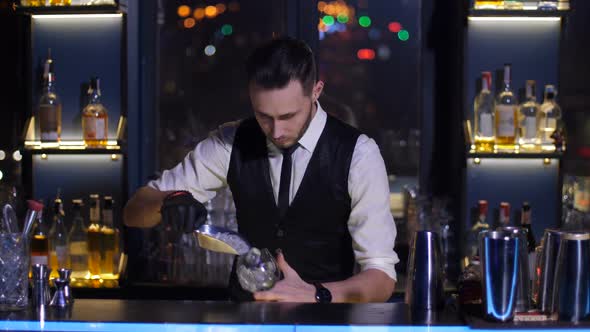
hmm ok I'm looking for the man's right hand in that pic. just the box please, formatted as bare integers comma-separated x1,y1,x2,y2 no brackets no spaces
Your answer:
123,186,172,228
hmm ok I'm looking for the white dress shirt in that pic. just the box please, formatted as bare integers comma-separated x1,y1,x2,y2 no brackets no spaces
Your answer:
148,102,400,281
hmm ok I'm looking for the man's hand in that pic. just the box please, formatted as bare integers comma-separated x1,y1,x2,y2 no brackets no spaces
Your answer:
253,251,316,302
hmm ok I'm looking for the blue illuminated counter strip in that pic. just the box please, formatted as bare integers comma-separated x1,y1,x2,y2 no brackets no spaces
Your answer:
0,300,589,332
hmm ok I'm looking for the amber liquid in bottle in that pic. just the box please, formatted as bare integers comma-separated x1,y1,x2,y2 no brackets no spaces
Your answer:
87,227,102,276
474,0,504,9
31,234,49,264
82,77,109,148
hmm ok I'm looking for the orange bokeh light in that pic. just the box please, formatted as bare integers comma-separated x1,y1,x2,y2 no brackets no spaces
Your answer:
205,5,218,18
177,5,191,18
318,1,327,11
184,17,196,29
194,8,205,20
216,3,227,14
228,1,240,12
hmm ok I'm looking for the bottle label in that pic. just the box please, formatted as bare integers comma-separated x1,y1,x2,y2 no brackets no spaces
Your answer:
70,241,88,255
496,105,515,137
524,117,537,139
31,255,48,266
39,104,59,141
84,118,107,140
480,113,493,137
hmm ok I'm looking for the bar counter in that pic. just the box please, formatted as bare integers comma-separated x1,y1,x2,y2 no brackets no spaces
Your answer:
1,300,589,332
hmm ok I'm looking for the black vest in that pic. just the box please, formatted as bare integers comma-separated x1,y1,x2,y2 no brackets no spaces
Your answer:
226,114,361,298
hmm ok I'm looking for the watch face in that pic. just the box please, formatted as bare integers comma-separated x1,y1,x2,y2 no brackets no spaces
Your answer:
315,286,332,303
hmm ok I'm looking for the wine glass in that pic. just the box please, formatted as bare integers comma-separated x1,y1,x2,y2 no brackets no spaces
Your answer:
236,247,280,293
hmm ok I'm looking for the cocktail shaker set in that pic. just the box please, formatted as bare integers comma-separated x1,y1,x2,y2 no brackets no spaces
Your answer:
31,265,74,310
479,228,590,323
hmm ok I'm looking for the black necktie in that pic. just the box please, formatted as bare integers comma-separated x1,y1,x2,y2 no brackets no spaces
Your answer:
278,143,299,220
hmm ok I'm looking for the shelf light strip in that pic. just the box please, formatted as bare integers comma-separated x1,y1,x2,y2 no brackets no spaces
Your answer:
468,16,561,22
32,13,122,19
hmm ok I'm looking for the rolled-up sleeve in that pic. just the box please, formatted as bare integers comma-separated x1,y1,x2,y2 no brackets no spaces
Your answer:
347,135,399,281
147,122,237,203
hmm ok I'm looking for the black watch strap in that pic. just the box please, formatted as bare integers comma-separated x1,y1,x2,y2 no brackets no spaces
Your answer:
313,283,332,303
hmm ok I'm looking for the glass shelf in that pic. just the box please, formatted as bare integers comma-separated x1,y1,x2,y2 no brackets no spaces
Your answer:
468,8,569,18
17,4,120,15
22,115,126,154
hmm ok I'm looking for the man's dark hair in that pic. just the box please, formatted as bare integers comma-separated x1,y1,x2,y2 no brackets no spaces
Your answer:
246,37,317,96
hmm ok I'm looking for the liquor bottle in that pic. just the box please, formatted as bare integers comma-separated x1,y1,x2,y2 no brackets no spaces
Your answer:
68,199,90,284
538,85,562,150
82,77,109,148
87,194,102,276
465,200,491,264
100,196,119,276
538,0,558,10
30,208,49,267
504,0,524,9
519,202,537,250
494,64,518,151
474,72,495,152
474,0,504,9
499,202,510,226
49,193,69,279
518,80,540,150
50,0,72,5
38,50,62,143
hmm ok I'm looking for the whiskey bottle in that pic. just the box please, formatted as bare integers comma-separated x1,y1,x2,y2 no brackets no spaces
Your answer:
504,0,524,9
100,196,119,276
538,85,562,150
82,77,109,148
49,193,69,279
38,50,62,143
68,199,90,284
474,0,504,9
87,194,102,276
474,72,495,152
499,202,511,227
495,64,518,151
518,80,540,150
31,208,49,266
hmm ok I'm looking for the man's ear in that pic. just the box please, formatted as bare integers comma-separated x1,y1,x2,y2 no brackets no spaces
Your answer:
312,80,324,101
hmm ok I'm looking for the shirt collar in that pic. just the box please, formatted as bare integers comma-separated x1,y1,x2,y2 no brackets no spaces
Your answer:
267,101,327,155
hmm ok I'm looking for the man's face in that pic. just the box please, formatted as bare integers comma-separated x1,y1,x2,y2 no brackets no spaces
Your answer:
250,79,324,149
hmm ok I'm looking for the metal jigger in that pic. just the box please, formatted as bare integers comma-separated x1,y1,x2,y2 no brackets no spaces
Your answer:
57,268,74,305
31,264,51,308
49,278,68,308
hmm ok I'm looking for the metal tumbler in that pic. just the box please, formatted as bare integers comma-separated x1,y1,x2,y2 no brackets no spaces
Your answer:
538,229,563,314
479,230,520,322
553,232,590,323
497,226,531,312
404,230,444,311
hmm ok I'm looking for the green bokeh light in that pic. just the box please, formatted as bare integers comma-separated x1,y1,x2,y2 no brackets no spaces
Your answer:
323,15,335,26
398,29,409,41
337,14,349,23
221,24,233,36
358,16,371,28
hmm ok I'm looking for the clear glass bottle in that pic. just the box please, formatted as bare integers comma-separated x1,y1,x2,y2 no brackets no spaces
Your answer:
494,64,518,151
38,50,62,143
68,199,90,285
474,72,495,152
538,85,561,150
87,194,102,276
30,208,49,267
465,200,490,264
82,77,109,148
504,0,524,9
49,194,69,279
518,80,541,150
100,196,119,276
538,0,558,10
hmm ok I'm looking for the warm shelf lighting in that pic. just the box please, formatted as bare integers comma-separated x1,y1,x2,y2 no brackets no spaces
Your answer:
468,16,560,22
32,13,123,19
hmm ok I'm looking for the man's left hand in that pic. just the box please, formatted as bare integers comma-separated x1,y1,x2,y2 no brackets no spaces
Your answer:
253,251,316,302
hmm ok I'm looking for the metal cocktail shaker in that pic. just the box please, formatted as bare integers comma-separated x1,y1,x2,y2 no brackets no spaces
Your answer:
497,226,531,312
404,230,444,311
479,230,520,322
553,232,590,323
537,229,562,314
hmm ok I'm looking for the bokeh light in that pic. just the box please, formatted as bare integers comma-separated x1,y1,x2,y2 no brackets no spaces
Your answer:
337,13,348,23
204,45,217,56
0,150,5,161
205,5,218,18
228,1,240,12
377,45,391,60
194,8,205,20
357,48,375,60
183,18,196,29
358,16,371,28
177,5,190,18
388,22,402,33
398,29,410,41
221,24,233,36
322,15,335,26
216,3,227,14
318,1,327,12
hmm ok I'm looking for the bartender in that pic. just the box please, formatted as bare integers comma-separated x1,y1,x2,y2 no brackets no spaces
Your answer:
124,37,399,303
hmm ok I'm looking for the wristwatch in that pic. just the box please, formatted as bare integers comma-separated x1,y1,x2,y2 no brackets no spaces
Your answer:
313,283,332,303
